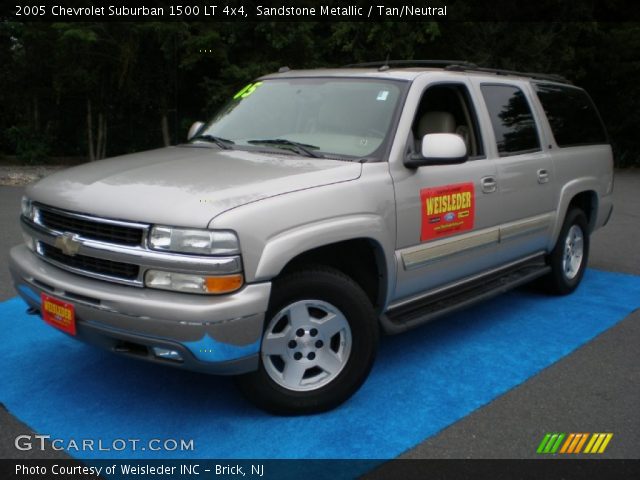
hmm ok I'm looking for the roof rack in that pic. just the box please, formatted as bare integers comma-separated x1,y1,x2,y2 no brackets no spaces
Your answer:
343,60,571,84
344,60,478,70
464,66,571,84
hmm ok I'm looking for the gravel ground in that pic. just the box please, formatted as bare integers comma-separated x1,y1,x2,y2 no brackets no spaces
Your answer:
0,166,67,186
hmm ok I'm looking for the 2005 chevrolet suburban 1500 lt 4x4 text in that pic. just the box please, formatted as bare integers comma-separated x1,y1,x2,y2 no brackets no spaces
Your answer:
10,61,614,414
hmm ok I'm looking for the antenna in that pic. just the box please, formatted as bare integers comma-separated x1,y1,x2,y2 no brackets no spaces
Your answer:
379,53,391,72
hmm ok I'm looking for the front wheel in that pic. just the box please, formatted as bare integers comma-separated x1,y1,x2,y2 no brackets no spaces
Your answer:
544,208,590,295
235,267,379,415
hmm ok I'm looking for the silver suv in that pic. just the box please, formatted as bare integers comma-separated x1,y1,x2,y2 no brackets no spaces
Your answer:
10,61,614,414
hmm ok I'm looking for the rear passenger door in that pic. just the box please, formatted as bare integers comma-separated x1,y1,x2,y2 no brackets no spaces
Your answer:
476,81,556,260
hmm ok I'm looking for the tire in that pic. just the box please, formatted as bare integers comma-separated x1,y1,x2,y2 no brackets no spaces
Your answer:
235,266,379,415
544,208,590,295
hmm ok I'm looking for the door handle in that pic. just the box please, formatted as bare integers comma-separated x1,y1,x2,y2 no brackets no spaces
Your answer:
481,176,497,193
537,169,550,184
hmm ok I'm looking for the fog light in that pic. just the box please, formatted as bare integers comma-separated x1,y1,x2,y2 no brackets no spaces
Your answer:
144,270,244,294
152,347,183,362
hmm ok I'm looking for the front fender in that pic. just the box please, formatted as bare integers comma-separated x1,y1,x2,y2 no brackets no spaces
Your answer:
254,214,393,281
208,163,397,307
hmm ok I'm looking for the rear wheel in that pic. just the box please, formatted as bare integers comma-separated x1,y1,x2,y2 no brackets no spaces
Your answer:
545,208,590,295
236,267,379,415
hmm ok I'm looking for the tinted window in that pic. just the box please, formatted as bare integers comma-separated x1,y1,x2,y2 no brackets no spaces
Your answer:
534,83,607,147
481,85,540,156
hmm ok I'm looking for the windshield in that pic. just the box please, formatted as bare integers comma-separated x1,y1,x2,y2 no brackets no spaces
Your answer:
195,78,407,159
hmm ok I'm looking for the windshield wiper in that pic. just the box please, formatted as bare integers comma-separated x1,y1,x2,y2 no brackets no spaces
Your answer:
191,134,235,150
247,139,322,158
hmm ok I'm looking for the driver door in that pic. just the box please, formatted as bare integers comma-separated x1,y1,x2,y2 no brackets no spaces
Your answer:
389,78,503,303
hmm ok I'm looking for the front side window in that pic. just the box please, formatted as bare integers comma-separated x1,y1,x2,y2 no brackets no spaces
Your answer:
411,83,484,158
534,83,608,147
196,78,407,160
481,85,541,156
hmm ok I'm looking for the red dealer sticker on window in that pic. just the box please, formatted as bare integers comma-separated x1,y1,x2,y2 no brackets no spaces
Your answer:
420,182,475,241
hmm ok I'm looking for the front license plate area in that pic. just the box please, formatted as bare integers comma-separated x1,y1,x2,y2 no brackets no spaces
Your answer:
40,293,76,336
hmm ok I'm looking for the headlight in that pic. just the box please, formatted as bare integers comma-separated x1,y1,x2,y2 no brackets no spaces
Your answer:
21,196,35,221
148,226,240,255
145,270,244,294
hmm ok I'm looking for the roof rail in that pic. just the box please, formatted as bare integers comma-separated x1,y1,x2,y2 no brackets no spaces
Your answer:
343,60,478,70
468,66,571,84
342,59,571,84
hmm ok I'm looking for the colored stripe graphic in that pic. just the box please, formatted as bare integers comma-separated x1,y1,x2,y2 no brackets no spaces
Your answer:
567,433,583,453
550,434,565,453
544,434,559,453
539,433,613,454
574,433,589,453
584,434,598,453
598,434,614,453
559,433,575,453
585,433,613,454
537,433,565,454
536,434,552,454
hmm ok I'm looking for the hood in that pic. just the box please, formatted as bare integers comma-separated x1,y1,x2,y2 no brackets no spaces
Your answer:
27,146,362,228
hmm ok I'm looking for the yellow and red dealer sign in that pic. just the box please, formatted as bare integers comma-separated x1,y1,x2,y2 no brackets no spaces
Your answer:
420,182,475,241
41,293,76,336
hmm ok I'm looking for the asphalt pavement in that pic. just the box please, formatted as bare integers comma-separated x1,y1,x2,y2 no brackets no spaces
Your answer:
0,170,638,460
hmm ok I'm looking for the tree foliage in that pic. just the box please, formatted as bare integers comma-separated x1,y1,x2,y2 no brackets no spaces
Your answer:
0,21,638,166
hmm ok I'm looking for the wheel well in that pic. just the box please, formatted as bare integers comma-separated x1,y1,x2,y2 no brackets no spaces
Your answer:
568,191,598,232
279,239,386,311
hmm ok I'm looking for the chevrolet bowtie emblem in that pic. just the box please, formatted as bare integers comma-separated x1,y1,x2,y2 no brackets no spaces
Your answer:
54,233,81,257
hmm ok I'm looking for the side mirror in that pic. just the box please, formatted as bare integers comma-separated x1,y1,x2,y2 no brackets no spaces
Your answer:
404,133,468,168
187,121,205,141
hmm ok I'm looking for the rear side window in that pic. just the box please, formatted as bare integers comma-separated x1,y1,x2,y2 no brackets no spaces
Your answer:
481,85,540,156
534,83,608,147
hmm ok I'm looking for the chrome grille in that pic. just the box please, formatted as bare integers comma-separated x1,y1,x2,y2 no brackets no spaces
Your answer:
38,208,144,246
23,203,243,287
39,243,140,280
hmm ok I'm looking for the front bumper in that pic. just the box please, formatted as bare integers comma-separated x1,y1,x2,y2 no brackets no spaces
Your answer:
9,245,271,375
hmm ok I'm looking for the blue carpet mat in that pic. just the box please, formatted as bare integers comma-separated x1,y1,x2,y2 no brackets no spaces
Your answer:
1,269,638,460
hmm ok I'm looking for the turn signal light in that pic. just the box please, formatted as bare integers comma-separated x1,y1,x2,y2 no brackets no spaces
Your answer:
145,270,244,295
204,274,244,294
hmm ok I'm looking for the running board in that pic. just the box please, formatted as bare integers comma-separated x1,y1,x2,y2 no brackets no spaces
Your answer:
380,262,551,334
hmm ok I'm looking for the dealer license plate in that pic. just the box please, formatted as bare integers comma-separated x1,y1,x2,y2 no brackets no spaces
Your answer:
40,293,76,336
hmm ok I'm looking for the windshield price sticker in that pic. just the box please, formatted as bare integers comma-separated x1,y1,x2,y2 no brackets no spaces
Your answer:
377,90,390,101
420,182,475,241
